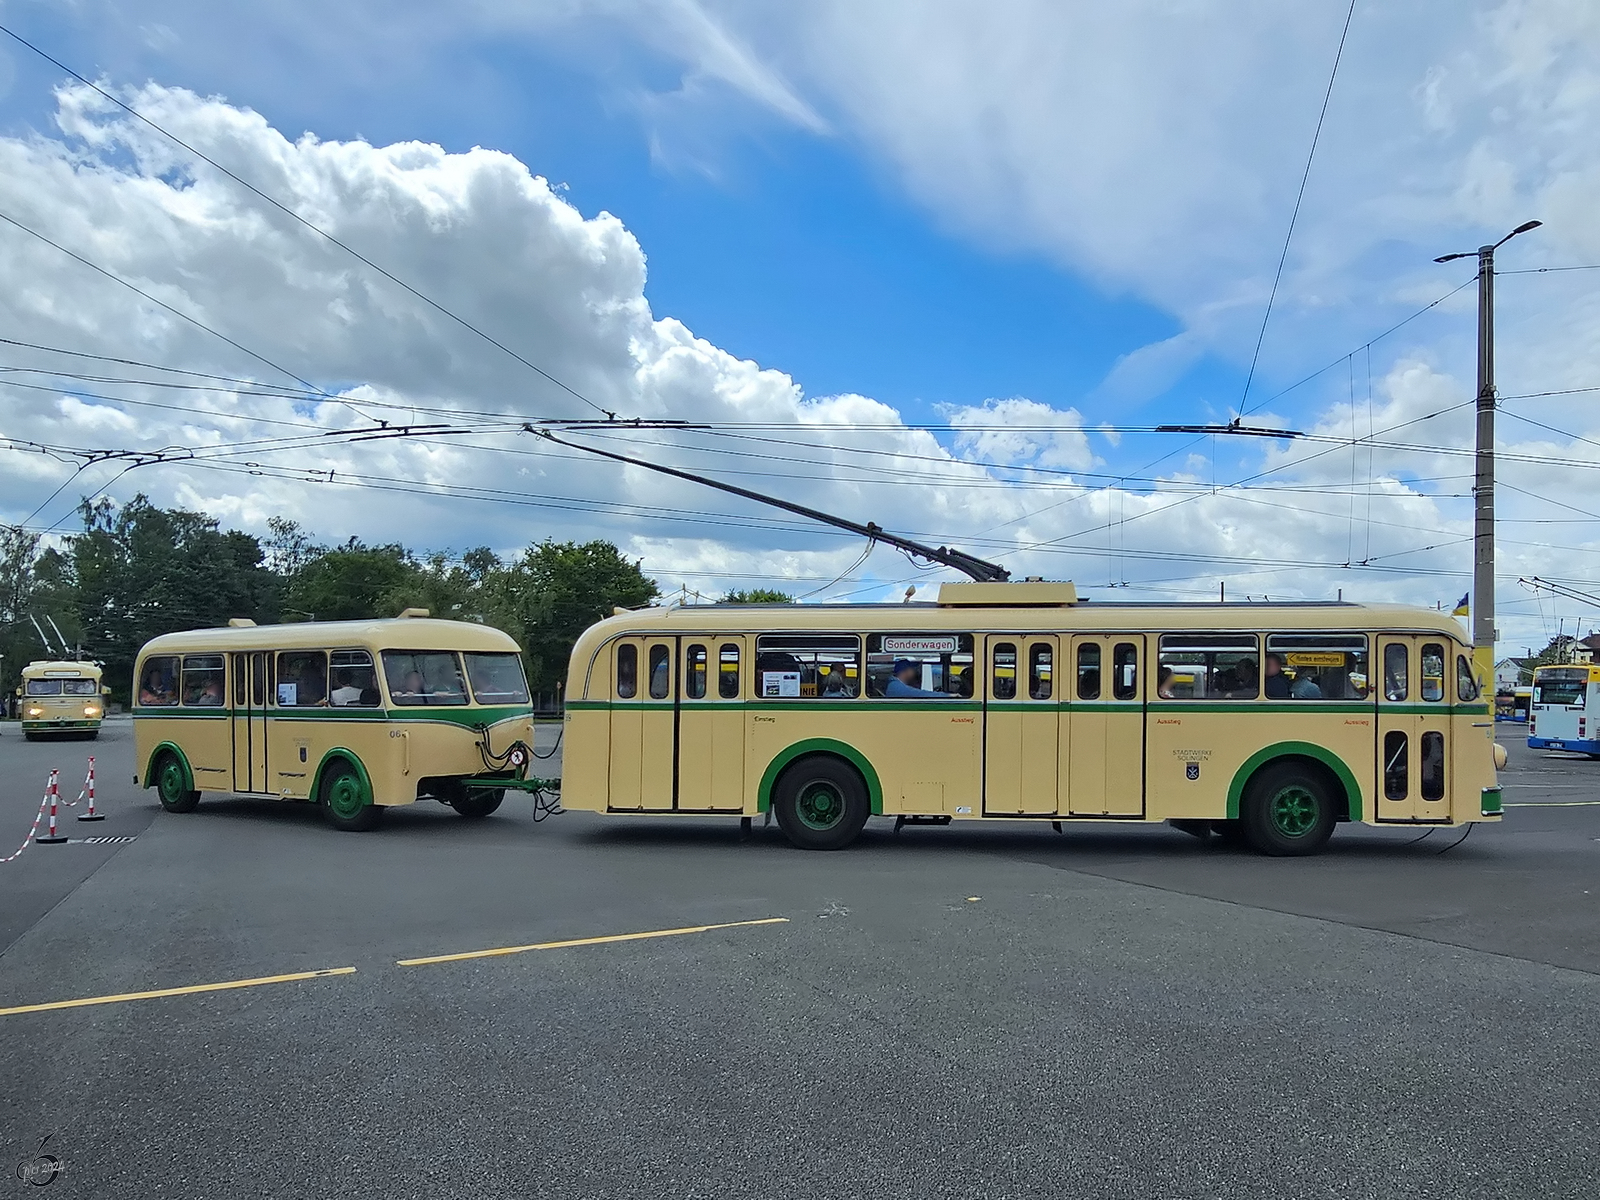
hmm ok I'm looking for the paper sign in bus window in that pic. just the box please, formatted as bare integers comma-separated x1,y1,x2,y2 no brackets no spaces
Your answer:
277,682,297,706
762,671,801,698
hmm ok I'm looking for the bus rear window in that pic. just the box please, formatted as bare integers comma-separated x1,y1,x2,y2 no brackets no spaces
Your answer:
464,653,530,705
382,651,468,706
25,679,62,696
1534,670,1586,708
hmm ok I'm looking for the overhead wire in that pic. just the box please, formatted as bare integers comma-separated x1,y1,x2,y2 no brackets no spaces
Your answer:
1238,0,1359,416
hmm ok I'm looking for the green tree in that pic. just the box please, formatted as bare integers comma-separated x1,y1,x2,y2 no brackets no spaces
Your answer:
70,495,278,699
719,588,796,603
488,540,658,691
283,539,418,622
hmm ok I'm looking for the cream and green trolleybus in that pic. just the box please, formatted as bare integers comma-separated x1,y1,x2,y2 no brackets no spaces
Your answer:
558,581,1506,854
133,612,541,831
17,659,108,740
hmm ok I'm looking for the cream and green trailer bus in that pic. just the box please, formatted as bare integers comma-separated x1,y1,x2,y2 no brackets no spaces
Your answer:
559,581,1506,853
133,613,537,831
18,659,108,740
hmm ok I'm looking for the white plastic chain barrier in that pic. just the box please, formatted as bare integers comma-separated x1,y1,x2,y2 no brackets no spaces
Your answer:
1,771,59,863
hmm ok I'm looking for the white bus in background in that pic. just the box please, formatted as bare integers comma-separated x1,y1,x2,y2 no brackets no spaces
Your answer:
1527,664,1600,755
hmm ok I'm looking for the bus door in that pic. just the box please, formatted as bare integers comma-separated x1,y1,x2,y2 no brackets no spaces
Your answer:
1376,638,1450,821
676,638,747,812
1064,636,1145,816
231,652,270,793
983,636,1059,815
608,637,677,811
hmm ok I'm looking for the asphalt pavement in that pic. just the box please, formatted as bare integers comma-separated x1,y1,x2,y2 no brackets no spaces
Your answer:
1,720,1597,1199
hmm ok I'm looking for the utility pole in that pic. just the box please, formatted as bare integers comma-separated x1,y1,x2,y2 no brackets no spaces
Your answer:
1436,219,1542,689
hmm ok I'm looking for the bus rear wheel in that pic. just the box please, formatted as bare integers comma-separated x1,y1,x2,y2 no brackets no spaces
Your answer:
154,751,200,813
773,756,869,851
451,788,504,819
1241,762,1335,856
320,761,382,832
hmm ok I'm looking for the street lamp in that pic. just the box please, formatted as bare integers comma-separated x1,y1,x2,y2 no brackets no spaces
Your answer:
1434,219,1542,689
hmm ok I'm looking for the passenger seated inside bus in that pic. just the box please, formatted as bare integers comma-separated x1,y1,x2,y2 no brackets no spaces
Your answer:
331,669,364,707
885,659,956,699
1263,653,1289,698
194,678,224,706
1290,669,1323,699
139,664,175,706
821,665,854,697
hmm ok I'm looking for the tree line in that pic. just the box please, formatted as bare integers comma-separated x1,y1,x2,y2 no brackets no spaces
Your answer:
2,495,681,705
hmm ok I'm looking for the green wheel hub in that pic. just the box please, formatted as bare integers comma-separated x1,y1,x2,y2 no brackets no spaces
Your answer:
158,761,185,804
795,780,845,830
1269,785,1320,838
325,770,369,820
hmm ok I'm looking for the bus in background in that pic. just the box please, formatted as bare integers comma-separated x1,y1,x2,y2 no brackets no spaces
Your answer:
559,581,1506,855
1527,664,1600,754
17,659,107,740
133,611,536,831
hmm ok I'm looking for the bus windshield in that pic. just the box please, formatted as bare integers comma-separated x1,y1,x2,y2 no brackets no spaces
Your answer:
463,653,531,704
1535,670,1587,708
25,679,62,696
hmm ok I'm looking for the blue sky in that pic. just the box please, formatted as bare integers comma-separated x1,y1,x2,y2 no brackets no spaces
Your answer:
0,1,1597,650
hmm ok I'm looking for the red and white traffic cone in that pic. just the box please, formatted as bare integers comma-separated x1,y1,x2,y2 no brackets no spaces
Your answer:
35,770,67,844
77,757,102,822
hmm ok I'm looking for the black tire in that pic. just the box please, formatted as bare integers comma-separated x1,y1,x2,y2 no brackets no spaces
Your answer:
450,788,504,819
23,731,39,742
1240,762,1336,856
154,751,201,813
773,756,870,850
85,730,100,741
320,760,382,832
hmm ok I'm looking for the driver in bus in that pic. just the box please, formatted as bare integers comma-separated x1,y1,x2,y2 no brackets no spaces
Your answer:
886,658,956,699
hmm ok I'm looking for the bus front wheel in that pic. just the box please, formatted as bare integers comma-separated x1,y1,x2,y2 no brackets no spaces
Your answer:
773,756,870,851
1241,762,1335,856
320,761,382,832
154,751,200,813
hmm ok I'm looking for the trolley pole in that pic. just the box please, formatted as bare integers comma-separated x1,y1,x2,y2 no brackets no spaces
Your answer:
1436,219,1541,690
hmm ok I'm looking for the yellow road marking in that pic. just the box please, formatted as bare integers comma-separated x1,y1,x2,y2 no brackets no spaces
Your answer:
398,917,790,967
0,967,355,1017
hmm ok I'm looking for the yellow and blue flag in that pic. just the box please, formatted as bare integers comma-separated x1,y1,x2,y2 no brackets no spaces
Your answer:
1451,592,1470,616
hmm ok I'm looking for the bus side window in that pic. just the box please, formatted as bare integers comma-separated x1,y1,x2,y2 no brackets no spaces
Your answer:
138,655,179,706
1421,644,1444,702
276,651,328,707
616,644,637,700
1383,731,1408,799
1420,731,1445,801
1456,655,1479,702
993,643,1018,700
1029,643,1052,700
1112,643,1138,701
232,654,246,706
648,645,671,699
686,645,707,700
718,644,740,699
1384,644,1408,701
1077,643,1101,700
